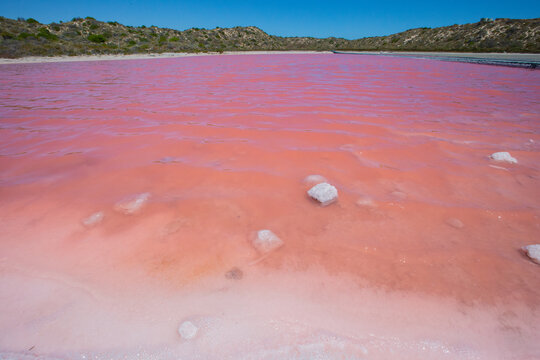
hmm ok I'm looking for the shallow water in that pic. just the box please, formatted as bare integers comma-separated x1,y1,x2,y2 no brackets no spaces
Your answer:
0,54,539,359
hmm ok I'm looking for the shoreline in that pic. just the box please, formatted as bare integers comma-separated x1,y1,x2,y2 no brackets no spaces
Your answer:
0,51,331,65
1,50,539,65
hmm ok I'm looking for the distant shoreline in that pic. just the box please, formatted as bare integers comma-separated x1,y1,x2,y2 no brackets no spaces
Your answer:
0,51,331,65
1,50,539,65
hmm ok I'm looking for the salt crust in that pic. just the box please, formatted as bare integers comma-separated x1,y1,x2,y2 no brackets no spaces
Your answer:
252,230,284,254
307,182,338,206
489,152,517,164
523,244,540,264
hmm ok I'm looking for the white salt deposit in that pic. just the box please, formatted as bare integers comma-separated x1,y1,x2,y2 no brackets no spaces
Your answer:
446,218,464,229
356,198,376,207
307,182,338,206
252,230,284,254
114,193,150,214
303,174,327,185
489,152,517,164
522,244,540,264
82,211,104,227
178,321,198,340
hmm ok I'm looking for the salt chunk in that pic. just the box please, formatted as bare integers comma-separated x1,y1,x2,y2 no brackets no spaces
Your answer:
252,230,283,254
522,244,540,264
307,182,338,206
178,321,198,340
489,152,517,164
303,174,328,185
82,212,104,227
446,218,464,229
114,193,150,214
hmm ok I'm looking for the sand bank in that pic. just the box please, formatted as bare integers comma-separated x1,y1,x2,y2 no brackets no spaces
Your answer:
0,51,331,65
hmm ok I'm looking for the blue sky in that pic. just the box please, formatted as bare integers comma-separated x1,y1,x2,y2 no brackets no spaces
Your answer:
1,0,539,39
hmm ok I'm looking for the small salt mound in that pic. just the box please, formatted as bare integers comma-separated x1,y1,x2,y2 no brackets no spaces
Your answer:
445,218,464,229
303,174,328,185
356,198,376,207
522,244,540,264
252,230,283,254
114,193,150,215
489,152,517,164
307,182,338,206
82,211,104,227
178,320,198,340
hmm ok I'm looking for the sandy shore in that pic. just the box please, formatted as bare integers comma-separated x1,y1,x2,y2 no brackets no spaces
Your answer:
0,51,331,65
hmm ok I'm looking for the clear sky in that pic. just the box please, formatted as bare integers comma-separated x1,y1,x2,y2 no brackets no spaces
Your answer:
1,0,539,39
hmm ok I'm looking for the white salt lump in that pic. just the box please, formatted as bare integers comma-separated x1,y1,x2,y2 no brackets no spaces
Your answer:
178,321,198,340
523,244,540,265
308,182,338,206
82,211,104,227
114,193,150,214
490,152,517,164
252,229,284,254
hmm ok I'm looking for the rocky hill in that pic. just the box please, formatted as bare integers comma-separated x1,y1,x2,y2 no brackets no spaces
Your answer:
0,16,538,58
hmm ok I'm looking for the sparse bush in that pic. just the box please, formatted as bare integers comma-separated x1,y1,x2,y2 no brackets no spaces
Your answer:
90,24,99,30
169,36,179,42
85,16,96,20
37,28,59,41
127,40,137,46
26,18,39,25
1,31,15,39
17,32,35,40
87,34,106,43
158,35,167,43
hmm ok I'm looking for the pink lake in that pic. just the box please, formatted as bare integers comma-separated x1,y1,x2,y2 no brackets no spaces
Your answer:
0,53,539,359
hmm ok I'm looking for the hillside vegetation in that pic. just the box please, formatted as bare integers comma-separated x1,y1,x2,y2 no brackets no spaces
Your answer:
0,16,538,58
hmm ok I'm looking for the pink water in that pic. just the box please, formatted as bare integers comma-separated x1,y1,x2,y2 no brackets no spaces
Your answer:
0,54,539,359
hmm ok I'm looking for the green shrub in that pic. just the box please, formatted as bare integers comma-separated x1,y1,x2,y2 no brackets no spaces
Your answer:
37,28,58,41
108,21,119,26
158,35,167,43
85,16,96,20
72,17,82,22
169,36,179,42
1,31,15,40
90,24,99,30
87,34,106,43
127,40,137,46
17,32,35,40
26,18,39,25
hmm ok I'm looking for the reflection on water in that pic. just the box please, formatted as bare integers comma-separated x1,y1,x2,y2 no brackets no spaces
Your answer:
0,54,539,359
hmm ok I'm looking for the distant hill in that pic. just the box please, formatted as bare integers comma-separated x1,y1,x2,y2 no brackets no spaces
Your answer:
0,16,538,58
